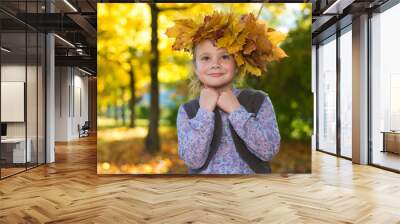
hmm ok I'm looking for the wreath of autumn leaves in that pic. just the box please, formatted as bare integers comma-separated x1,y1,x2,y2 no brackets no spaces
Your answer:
166,11,288,77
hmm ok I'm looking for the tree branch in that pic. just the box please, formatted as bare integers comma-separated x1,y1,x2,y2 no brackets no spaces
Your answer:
157,4,195,12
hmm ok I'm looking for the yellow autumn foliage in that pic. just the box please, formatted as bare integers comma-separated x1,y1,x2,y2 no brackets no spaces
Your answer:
166,10,288,77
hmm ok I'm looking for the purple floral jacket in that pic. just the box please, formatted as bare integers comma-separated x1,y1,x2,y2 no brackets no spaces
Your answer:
176,87,280,174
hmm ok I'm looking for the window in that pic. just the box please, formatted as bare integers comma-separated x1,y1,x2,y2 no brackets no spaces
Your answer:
339,27,352,158
317,35,337,154
0,1,47,179
371,2,400,171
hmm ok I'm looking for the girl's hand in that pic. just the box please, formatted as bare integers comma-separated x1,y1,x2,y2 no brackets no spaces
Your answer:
217,90,241,114
199,87,219,112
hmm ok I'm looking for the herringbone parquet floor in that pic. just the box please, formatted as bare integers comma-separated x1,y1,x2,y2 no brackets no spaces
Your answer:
0,135,399,223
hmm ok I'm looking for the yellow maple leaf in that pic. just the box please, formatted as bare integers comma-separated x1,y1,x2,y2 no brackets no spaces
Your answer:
243,40,256,55
272,47,288,60
166,11,288,78
234,53,245,66
166,19,197,37
268,30,286,45
244,61,262,77
165,19,198,51
216,35,231,48
232,18,245,34
216,15,246,54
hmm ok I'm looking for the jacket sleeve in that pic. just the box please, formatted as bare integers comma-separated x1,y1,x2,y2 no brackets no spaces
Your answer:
227,95,281,161
176,105,215,169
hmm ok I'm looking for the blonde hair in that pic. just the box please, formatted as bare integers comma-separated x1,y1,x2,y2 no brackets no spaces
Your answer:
188,70,203,98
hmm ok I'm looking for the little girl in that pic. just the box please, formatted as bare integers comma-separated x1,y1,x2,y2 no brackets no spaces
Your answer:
166,11,287,174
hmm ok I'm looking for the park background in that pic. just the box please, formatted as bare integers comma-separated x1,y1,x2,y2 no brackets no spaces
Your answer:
97,3,312,174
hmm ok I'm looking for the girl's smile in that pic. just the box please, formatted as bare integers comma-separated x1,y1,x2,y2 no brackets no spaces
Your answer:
208,72,224,77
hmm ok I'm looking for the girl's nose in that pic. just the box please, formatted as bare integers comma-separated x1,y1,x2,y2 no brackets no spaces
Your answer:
211,58,222,69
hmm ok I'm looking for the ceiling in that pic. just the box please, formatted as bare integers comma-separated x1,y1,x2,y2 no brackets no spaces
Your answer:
311,0,390,43
1,0,395,75
0,0,97,75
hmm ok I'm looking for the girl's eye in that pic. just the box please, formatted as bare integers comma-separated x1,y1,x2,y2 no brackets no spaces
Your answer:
222,55,231,59
201,56,209,61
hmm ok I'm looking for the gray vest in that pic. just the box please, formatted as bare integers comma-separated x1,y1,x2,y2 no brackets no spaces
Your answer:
183,89,272,174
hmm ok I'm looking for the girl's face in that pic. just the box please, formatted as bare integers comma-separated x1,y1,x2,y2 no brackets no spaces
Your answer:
194,40,237,89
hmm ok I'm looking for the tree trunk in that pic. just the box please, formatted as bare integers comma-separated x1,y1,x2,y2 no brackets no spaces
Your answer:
114,99,118,126
121,103,126,126
129,64,136,128
145,3,160,155
107,104,112,118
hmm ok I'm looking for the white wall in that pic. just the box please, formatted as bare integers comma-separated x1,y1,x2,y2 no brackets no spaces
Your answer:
312,45,316,150
352,14,369,164
55,66,69,141
1,65,26,127
46,32,55,163
55,67,89,141
1,65,29,138
1,64,26,81
1,63,45,164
